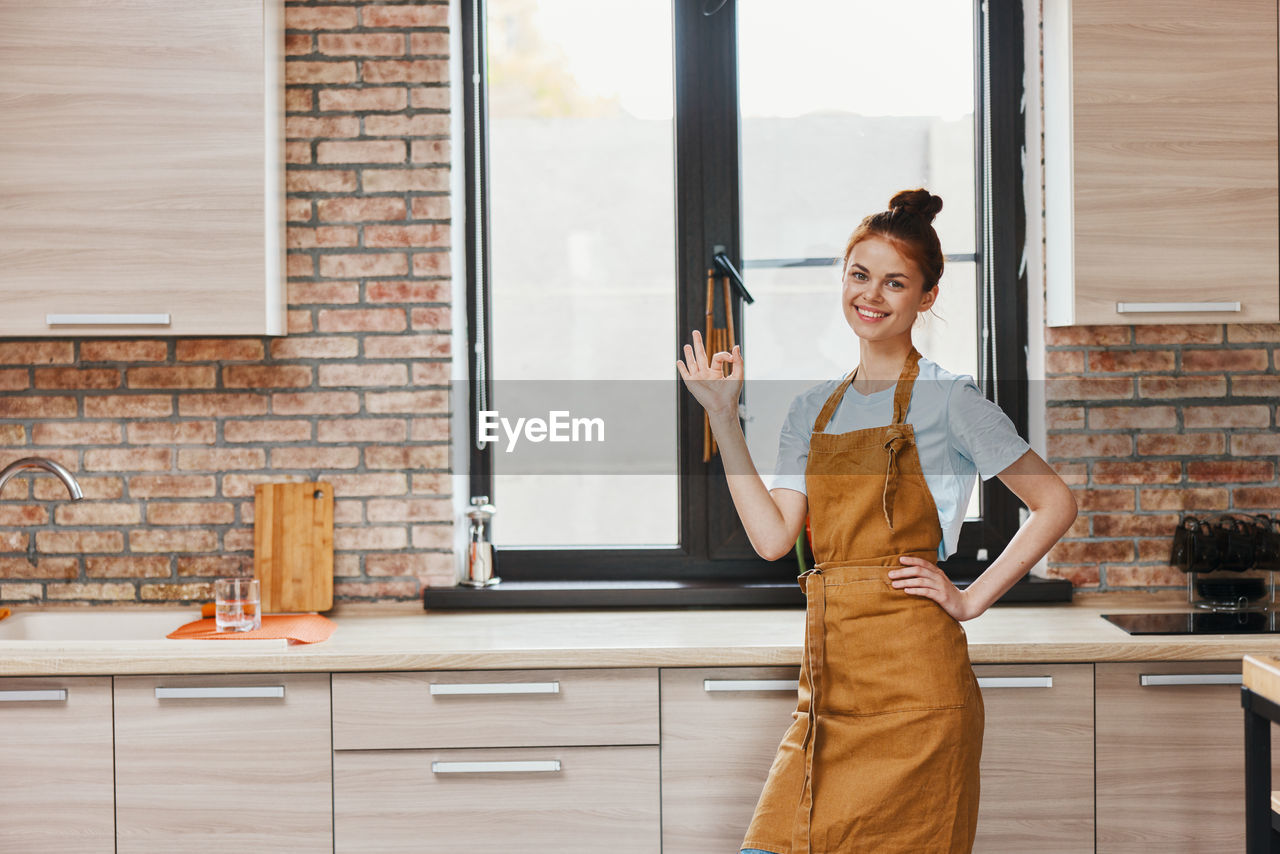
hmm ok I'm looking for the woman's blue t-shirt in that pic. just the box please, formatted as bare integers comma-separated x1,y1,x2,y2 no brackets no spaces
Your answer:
766,356,1031,560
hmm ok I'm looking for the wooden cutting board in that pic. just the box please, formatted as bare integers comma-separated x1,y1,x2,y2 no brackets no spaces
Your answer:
254,481,334,613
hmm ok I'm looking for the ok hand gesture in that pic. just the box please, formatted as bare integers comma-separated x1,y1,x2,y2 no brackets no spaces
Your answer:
676,329,743,421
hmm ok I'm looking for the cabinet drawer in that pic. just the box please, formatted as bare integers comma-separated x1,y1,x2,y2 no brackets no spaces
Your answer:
659,667,800,854
335,745,659,853
332,668,658,749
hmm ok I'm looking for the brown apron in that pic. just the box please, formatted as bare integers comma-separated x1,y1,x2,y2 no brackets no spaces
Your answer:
741,348,984,854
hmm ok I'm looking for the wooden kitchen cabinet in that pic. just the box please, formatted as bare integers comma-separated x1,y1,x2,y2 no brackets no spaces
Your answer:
113,673,332,854
0,0,285,337
1044,0,1279,325
973,663,1095,854
1095,660,1280,853
332,668,661,853
659,666,801,853
0,677,114,853
661,664,1095,854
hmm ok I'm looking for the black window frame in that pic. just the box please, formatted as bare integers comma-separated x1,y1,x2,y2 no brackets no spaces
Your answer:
453,0,1039,607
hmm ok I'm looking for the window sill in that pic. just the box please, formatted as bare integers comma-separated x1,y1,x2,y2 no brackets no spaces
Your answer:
422,575,1072,611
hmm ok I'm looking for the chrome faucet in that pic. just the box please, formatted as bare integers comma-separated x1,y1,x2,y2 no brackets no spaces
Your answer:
0,457,84,501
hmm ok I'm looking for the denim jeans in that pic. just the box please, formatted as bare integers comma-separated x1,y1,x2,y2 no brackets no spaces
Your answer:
741,849,780,854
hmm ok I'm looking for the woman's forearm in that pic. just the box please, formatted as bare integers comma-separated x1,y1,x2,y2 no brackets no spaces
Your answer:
961,489,1077,619
707,410,801,561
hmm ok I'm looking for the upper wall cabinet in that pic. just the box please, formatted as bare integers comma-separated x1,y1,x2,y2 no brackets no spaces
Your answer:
1045,0,1279,326
0,0,285,337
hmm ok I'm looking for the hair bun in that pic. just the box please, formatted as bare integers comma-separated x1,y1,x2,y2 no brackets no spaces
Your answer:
888,188,943,224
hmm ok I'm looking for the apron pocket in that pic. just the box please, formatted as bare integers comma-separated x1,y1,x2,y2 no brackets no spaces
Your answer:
821,580,971,715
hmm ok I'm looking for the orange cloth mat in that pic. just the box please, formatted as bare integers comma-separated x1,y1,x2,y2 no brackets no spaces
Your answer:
167,613,335,644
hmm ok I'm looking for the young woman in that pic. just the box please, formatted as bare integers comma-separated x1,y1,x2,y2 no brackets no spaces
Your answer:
676,189,1077,854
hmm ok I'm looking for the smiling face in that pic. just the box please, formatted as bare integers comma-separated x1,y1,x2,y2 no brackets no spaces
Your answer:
840,235,937,343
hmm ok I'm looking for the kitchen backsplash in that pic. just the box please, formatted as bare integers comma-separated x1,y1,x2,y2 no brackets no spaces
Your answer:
0,0,453,605
1044,324,1280,591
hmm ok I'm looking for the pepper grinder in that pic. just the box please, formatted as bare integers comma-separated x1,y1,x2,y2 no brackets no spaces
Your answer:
462,496,499,587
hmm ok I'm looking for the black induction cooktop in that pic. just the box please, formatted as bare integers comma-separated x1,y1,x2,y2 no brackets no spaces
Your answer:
1102,611,1280,635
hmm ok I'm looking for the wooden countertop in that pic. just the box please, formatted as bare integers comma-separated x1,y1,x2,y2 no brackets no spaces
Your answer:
1243,653,1280,703
5,591,1280,676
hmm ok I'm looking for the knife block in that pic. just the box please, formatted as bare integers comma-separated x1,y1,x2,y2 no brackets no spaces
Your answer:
254,481,334,613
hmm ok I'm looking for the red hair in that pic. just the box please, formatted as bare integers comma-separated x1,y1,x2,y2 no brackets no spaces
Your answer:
842,189,945,291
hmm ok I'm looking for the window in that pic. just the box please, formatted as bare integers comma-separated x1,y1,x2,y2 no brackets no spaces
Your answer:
457,0,1028,605
477,0,678,549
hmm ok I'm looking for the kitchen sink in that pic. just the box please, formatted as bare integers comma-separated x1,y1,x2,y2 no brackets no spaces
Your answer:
0,608,201,641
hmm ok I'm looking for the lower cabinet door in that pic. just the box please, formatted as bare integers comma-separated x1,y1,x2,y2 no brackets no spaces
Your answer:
0,676,114,853
972,663,1095,853
334,745,660,853
662,664,1096,854
659,666,801,854
113,673,332,854
1096,660,1280,853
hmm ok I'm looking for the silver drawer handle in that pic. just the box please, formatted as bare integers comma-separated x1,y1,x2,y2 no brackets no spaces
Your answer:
703,679,795,693
1140,673,1241,687
0,689,68,702
977,676,1054,689
155,686,285,699
431,760,561,774
46,313,172,326
429,682,560,696
1115,301,1241,314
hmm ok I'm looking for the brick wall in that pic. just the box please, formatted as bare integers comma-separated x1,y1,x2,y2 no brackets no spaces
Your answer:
5,1,1276,606
0,0,455,605
1044,324,1280,590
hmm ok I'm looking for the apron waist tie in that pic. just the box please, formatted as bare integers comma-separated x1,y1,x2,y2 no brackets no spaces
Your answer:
796,568,825,854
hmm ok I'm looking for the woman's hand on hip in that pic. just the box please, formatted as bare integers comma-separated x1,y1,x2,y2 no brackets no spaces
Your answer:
676,329,743,420
889,557,978,621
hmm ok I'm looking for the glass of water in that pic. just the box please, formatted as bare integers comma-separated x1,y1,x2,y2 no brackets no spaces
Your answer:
214,578,261,632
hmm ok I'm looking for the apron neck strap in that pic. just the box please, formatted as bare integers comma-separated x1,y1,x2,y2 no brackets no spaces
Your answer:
892,348,923,425
812,369,858,433
812,347,923,433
